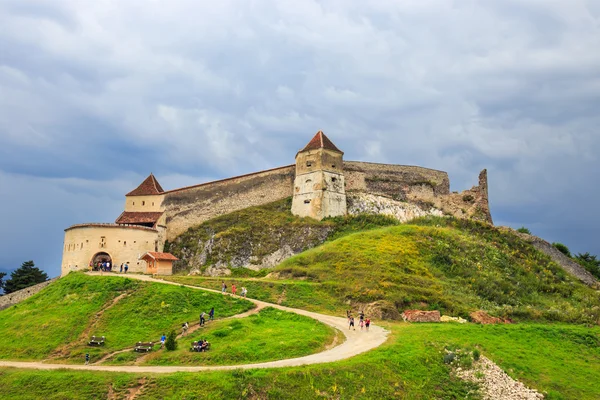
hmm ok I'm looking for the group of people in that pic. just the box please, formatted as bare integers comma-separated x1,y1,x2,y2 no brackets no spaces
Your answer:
221,281,247,298
191,339,210,352
347,310,371,331
91,261,129,273
199,307,215,327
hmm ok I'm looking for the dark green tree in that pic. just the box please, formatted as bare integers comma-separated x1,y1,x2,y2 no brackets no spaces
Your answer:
165,330,178,351
2,261,48,294
552,242,571,257
575,252,600,279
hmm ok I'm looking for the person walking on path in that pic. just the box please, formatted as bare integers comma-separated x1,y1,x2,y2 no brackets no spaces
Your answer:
182,322,189,336
200,312,206,327
160,333,167,349
85,353,90,365
209,307,215,321
365,318,371,332
221,281,227,294
349,316,355,330
120,264,123,273
124,263,129,273
241,287,247,298
231,283,237,296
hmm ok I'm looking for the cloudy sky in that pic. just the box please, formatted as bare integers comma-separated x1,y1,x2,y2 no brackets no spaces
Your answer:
1,0,599,278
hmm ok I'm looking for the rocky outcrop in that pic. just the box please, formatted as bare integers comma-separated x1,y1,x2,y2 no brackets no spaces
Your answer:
401,310,441,322
470,310,511,324
347,193,444,222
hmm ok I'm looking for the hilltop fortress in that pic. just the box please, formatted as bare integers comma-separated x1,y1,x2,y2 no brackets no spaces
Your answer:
61,131,492,276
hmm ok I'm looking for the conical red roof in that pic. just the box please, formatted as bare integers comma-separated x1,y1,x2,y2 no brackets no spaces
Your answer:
126,174,165,196
299,131,343,154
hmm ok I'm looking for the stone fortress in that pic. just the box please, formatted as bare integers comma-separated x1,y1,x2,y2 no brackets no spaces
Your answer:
61,131,492,276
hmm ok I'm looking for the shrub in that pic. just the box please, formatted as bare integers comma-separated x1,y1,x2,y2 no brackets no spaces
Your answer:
165,330,177,351
462,194,474,203
516,227,531,234
552,242,571,257
473,349,480,361
443,352,456,364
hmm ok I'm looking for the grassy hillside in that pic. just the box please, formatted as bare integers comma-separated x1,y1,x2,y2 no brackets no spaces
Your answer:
273,216,600,323
0,273,254,362
165,197,399,274
2,322,599,399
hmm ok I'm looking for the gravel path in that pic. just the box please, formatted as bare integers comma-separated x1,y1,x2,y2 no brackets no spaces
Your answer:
0,273,389,373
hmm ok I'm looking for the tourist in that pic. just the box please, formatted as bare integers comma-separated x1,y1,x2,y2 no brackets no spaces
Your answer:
124,263,129,273
182,322,189,336
200,311,206,327
160,333,167,348
221,281,227,294
365,318,371,332
232,283,237,296
201,339,209,352
349,316,355,330
120,263,123,273
360,319,365,331
209,307,214,321
85,353,90,365
106,261,111,271
241,287,247,298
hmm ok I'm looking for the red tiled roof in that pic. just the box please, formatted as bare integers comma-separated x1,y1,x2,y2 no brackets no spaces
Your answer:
140,252,179,261
299,131,343,154
126,174,165,196
115,211,163,225
64,223,157,232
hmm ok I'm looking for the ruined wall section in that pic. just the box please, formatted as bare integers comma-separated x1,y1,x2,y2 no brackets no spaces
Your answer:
163,165,295,241
0,278,59,311
344,161,492,224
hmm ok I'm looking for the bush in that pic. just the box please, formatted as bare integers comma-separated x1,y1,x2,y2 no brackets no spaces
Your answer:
552,242,571,257
443,352,456,364
516,227,531,234
165,330,177,351
473,349,480,361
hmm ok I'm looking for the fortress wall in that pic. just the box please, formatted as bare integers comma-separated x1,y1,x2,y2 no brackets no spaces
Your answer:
0,278,59,311
61,224,160,276
344,161,451,199
163,165,296,241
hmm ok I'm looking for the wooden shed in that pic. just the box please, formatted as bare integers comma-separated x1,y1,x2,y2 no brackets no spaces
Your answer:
139,252,178,276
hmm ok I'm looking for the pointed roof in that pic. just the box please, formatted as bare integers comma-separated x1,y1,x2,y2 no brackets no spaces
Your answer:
126,174,165,196
299,131,343,154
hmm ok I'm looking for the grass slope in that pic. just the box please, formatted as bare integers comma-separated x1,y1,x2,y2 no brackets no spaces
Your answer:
165,197,398,274
0,273,254,362
273,217,600,323
2,323,598,399
140,307,339,366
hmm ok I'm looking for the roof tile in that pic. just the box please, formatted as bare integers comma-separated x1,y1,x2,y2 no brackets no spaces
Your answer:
299,131,343,153
126,174,165,196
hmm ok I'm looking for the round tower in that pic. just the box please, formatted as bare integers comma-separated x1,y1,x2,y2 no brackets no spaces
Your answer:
291,131,347,220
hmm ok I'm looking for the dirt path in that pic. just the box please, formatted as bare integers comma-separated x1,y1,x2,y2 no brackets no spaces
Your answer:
0,273,389,373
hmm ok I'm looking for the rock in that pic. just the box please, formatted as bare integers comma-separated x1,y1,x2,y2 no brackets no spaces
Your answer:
401,309,441,322
361,300,402,320
470,310,510,324
440,315,468,323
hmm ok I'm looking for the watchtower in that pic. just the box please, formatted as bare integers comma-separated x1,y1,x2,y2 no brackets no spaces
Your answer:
291,131,347,220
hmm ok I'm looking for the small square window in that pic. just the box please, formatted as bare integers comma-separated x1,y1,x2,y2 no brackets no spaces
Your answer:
304,199,311,204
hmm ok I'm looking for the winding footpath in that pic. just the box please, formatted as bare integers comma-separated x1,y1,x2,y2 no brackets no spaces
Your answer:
0,273,389,374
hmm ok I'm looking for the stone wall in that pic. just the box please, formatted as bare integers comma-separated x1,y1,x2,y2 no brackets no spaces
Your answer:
163,165,296,241
0,278,58,311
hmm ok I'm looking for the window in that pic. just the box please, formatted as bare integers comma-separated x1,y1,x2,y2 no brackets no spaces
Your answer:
81,242,83,249
132,201,135,206
152,202,154,206
142,201,145,206
332,164,336,168
306,179,312,184
304,199,311,204
306,161,312,167
331,177,337,182
124,241,127,246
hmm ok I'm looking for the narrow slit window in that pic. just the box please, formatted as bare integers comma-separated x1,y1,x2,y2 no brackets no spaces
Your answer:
142,201,145,206
304,199,311,204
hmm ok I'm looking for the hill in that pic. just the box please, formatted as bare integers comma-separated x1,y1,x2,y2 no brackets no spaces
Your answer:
169,216,600,324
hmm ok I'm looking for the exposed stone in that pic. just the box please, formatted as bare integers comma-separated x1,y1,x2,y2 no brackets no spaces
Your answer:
347,193,444,222
457,356,544,400
401,309,441,322
360,300,402,320
440,315,468,323
470,310,511,325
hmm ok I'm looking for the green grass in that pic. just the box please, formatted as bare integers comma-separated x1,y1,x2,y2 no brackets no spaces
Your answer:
272,220,600,323
165,197,398,275
140,307,339,366
0,273,255,363
2,323,598,399
0,273,139,360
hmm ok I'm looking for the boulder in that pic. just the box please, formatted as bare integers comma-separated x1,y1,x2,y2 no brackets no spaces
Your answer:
401,310,441,322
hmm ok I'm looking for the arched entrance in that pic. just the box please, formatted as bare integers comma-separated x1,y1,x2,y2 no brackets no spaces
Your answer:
91,252,112,271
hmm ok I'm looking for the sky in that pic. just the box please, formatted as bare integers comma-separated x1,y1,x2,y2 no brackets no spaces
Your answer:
0,0,599,278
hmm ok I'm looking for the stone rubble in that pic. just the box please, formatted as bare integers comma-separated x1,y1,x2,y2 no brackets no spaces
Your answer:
347,193,444,222
440,315,468,323
457,356,544,400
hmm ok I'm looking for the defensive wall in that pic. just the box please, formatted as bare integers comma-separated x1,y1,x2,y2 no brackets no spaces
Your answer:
61,224,161,276
0,278,59,311
160,161,491,242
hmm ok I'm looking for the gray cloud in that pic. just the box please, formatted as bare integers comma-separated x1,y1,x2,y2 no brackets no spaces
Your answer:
0,0,599,277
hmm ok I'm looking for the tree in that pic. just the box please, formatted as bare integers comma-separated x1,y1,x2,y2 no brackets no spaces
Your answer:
575,252,600,280
552,242,571,258
2,261,48,294
165,330,178,351
516,227,531,234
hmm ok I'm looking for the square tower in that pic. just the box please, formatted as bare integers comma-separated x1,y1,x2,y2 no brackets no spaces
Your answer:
291,131,347,220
